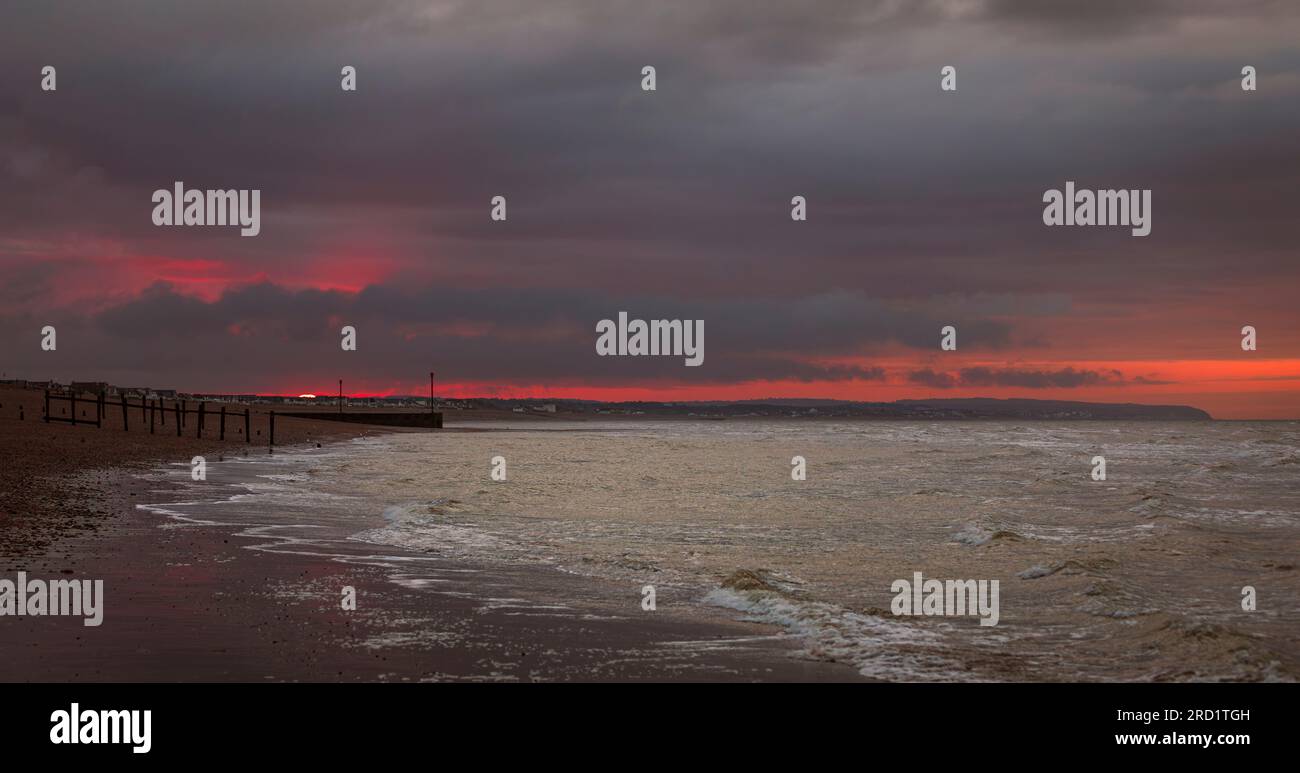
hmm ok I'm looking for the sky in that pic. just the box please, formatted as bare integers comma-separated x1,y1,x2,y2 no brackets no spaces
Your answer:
1,1,1298,418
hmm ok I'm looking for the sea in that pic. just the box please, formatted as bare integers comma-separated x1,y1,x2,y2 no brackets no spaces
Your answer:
137,419,1300,681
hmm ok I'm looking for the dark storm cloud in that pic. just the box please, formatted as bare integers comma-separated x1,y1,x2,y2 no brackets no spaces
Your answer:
0,259,58,307
92,280,1014,353
9,280,999,389
979,0,1300,37
2,2,1299,390
961,366,1123,388
908,366,1165,389
908,368,958,389
4,1,1298,241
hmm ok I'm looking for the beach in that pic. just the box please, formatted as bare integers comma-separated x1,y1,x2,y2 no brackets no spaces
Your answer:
0,386,862,681
2,385,1297,681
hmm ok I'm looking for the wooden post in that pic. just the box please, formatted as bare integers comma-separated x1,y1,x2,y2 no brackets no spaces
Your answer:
244,408,251,443
121,394,129,431
269,410,275,451
175,400,182,436
180,400,186,428
219,405,226,440
71,393,76,427
160,399,165,426
197,402,205,439
141,398,146,422
150,400,155,434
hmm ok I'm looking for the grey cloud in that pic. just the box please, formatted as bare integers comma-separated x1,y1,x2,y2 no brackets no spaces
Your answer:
2,1,1299,392
907,368,958,389
978,0,1300,36
2,1,1297,309
93,281,1013,354
2,280,994,390
909,366,1159,389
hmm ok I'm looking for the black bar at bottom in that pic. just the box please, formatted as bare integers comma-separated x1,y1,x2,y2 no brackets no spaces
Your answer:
0,683,1285,761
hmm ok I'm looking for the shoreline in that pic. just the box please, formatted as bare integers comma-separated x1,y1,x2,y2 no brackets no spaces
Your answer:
5,385,1294,682
0,395,865,681
0,384,403,561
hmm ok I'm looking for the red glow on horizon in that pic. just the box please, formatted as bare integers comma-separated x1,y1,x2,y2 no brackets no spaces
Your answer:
251,357,1300,420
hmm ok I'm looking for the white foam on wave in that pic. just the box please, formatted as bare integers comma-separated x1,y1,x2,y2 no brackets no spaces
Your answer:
952,523,993,545
703,587,973,681
356,504,522,558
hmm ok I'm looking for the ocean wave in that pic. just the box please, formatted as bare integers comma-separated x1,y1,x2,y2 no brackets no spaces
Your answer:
952,523,1026,546
703,584,972,681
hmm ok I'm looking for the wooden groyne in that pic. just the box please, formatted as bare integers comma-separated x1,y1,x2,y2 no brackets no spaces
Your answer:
26,387,443,453
43,389,269,440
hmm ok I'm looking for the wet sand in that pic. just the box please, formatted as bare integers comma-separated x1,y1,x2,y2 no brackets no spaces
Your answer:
0,386,384,555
